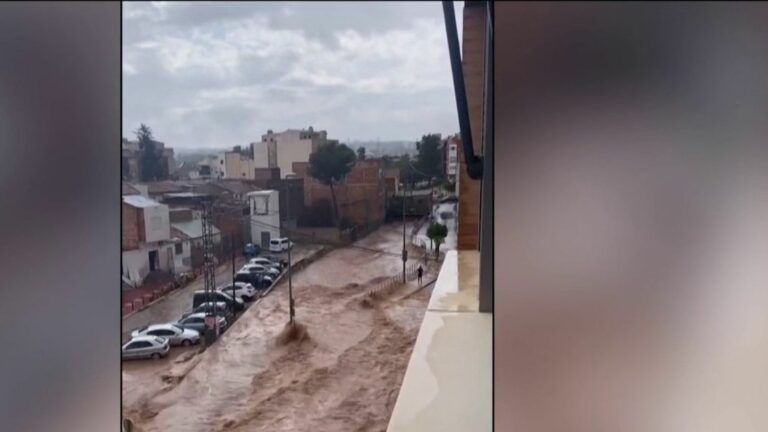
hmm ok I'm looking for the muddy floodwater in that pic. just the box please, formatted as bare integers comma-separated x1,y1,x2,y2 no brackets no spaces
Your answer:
122,223,439,432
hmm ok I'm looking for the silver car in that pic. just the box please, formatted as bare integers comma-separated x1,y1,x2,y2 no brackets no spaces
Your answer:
175,312,227,334
242,263,280,277
131,323,200,347
122,335,170,360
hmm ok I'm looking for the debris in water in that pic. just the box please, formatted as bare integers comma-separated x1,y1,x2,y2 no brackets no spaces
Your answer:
275,321,309,346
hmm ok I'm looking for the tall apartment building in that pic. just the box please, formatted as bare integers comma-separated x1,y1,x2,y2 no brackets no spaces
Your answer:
443,135,459,181
253,127,329,179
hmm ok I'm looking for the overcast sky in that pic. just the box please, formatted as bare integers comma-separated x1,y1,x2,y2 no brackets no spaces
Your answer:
123,1,463,150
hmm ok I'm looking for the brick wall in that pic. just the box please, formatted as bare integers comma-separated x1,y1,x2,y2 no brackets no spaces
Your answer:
122,202,142,250
293,160,386,227
457,5,486,250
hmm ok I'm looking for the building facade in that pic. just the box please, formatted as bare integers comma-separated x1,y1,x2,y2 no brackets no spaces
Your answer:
247,190,281,247
218,150,256,180
293,159,386,228
259,127,328,179
121,194,174,284
121,138,176,182
443,135,459,180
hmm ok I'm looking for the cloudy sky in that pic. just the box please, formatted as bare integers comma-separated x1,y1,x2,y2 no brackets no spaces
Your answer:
123,1,463,150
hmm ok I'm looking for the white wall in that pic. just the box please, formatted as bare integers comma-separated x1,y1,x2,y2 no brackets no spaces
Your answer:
221,151,256,179
262,128,327,178
123,242,176,284
248,190,281,246
251,141,270,168
143,204,171,243
172,241,192,273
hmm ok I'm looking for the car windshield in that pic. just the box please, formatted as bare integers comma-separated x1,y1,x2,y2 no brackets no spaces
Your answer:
171,324,184,332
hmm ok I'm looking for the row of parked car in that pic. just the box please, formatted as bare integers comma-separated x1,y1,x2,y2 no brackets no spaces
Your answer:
122,254,288,360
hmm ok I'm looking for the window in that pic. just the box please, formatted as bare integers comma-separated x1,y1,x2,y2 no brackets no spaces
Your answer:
175,242,183,254
149,329,176,336
126,341,150,350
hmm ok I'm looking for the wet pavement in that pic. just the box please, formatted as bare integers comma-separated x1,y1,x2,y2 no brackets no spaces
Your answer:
122,223,437,432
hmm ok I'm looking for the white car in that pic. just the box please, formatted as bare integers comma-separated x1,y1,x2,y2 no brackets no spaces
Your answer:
131,323,200,347
248,257,280,269
242,263,280,277
269,237,293,252
218,282,258,302
122,335,170,360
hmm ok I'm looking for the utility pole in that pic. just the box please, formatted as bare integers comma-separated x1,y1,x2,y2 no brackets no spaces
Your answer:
402,178,407,284
201,198,217,343
230,230,236,318
287,184,295,323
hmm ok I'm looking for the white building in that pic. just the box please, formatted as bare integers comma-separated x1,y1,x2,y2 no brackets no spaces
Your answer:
170,218,221,274
258,127,328,178
121,194,175,285
446,136,459,179
247,190,280,247
218,150,256,180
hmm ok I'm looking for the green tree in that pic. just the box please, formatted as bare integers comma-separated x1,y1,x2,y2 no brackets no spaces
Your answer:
415,134,443,181
136,124,166,181
426,222,448,260
356,146,366,160
397,153,419,188
308,141,356,227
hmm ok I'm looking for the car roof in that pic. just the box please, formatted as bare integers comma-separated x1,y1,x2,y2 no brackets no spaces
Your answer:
183,312,213,319
127,335,162,343
144,323,179,331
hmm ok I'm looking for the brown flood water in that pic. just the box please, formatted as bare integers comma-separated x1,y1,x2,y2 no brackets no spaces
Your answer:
123,224,436,432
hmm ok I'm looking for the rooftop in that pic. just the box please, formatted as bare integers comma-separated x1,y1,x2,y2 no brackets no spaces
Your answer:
171,219,220,239
122,194,163,209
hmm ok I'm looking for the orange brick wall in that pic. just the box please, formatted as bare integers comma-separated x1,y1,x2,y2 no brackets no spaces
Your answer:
457,5,486,250
293,160,386,226
122,202,142,250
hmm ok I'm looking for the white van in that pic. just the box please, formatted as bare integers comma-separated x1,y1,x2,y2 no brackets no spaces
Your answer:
269,237,292,252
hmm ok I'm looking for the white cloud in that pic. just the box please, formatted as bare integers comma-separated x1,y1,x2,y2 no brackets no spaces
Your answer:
122,2,462,148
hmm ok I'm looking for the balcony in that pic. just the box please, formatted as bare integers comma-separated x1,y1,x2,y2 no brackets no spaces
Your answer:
386,250,492,431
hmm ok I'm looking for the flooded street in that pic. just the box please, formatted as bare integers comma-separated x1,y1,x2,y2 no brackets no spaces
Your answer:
123,223,437,432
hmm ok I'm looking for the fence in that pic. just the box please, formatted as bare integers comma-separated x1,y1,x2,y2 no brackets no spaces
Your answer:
365,262,423,300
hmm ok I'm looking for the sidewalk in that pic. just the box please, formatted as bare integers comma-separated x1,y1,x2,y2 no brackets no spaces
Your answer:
121,259,238,318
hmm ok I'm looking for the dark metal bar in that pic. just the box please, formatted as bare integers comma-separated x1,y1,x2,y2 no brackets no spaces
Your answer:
478,1,494,313
442,0,483,180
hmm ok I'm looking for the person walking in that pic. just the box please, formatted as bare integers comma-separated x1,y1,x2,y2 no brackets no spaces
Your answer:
417,265,424,287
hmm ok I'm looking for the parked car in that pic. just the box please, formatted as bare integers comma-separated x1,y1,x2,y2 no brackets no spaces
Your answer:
174,312,227,334
218,282,258,302
131,324,200,346
269,237,293,252
184,301,234,321
243,242,261,258
248,257,281,269
234,271,273,289
122,336,170,360
242,263,280,277
192,290,245,312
